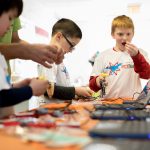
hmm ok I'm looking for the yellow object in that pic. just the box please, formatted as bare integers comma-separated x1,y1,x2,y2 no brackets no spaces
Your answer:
47,82,54,98
92,91,100,98
38,75,46,80
100,73,109,78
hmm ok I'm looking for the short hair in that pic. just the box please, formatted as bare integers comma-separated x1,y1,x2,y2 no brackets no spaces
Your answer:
52,18,82,39
0,0,23,16
111,15,134,35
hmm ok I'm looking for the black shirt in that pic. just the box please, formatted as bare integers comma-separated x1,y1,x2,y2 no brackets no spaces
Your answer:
45,84,75,100
0,86,32,107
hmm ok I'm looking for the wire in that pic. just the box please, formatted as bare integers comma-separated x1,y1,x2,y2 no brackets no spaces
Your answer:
132,92,141,100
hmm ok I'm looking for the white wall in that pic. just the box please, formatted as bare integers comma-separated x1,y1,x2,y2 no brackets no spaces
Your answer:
12,0,150,87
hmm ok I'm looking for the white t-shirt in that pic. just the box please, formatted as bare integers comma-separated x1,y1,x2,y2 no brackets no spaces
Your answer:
91,48,149,99
37,62,71,105
0,53,10,90
37,62,71,87
0,53,13,118
56,63,71,87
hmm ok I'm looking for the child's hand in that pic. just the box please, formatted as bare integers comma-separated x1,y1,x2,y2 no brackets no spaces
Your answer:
125,42,139,56
75,86,94,97
96,73,108,87
13,78,31,88
29,78,49,96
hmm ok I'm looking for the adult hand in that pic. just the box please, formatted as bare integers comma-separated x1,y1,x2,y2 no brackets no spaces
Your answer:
75,86,94,97
125,42,139,57
29,78,49,96
26,44,64,68
51,45,64,65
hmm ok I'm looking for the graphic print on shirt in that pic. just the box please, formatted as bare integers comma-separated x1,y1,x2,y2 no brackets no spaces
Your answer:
0,53,11,89
61,66,70,79
105,60,134,76
106,62,122,75
4,68,11,85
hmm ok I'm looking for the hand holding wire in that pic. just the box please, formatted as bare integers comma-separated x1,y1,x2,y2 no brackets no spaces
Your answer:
96,73,109,98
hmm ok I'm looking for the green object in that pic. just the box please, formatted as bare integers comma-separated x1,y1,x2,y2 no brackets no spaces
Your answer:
92,91,100,99
0,18,21,75
0,18,21,43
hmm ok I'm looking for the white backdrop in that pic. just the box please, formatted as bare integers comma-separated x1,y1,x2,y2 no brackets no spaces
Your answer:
11,0,150,87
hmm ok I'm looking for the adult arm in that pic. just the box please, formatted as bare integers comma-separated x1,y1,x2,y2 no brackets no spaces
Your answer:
0,18,64,67
0,43,64,68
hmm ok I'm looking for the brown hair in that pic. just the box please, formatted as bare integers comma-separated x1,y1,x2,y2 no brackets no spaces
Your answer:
52,18,82,39
0,0,23,16
111,15,134,35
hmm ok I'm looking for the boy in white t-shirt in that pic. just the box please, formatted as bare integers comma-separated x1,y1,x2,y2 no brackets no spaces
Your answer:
38,18,93,101
89,15,150,99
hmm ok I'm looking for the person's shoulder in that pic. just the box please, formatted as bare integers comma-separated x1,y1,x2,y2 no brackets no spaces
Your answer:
103,48,112,53
94,48,112,63
12,18,21,30
97,48,112,57
13,17,20,22
11,18,20,25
